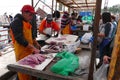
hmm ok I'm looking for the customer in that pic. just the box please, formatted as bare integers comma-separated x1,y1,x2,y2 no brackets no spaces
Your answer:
97,12,114,67
10,5,41,80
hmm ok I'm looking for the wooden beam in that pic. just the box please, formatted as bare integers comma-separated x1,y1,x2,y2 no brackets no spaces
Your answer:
7,64,81,80
71,0,81,9
85,0,88,9
67,2,96,5
70,6,96,8
57,0,75,11
70,8,95,12
56,0,70,7
88,0,102,80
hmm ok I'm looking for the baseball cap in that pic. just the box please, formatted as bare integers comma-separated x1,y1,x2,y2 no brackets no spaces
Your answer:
21,5,36,14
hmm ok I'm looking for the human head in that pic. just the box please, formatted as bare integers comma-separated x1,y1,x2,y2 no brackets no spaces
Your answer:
21,5,36,22
53,10,60,18
46,14,53,23
71,12,76,17
21,5,36,14
102,12,111,24
77,15,82,22
63,11,69,17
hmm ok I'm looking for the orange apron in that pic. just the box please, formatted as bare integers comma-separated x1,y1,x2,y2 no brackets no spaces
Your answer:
11,21,36,80
61,24,72,34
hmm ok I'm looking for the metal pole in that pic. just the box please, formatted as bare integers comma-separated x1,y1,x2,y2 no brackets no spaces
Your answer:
55,0,57,10
34,0,42,8
31,0,34,7
52,0,54,14
88,0,102,80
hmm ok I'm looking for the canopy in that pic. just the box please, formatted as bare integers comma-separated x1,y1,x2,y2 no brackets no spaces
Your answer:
56,0,96,11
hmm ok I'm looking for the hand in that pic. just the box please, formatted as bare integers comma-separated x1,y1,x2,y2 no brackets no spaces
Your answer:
33,48,40,54
46,34,51,38
33,39,41,50
103,55,111,64
27,44,40,54
98,33,105,37
35,43,41,50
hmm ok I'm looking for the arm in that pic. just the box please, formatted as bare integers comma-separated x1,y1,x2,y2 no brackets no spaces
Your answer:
33,39,41,49
31,15,37,39
98,25,105,38
103,40,113,64
98,33,105,37
52,22,60,31
104,23,111,37
39,19,47,35
10,19,40,54
25,43,40,54
10,19,28,47
52,22,60,37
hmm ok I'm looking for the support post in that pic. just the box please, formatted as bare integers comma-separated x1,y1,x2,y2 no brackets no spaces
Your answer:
88,0,102,80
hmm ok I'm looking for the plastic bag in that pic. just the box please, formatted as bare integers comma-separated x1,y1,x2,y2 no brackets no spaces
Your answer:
79,55,90,69
81,32,92,44
50,51,79,76
64,40,80,53
93,63,109,80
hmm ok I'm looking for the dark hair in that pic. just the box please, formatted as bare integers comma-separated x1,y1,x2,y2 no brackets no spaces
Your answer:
77,15,82,22
71,13,75,16
102,12,111,24
53,10,60,18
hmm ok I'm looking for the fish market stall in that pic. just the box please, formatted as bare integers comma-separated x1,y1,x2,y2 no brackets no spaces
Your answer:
7,34,91,80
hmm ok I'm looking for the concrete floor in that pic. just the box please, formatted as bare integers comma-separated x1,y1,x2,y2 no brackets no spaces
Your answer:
0,43,16,79
0,50,16,77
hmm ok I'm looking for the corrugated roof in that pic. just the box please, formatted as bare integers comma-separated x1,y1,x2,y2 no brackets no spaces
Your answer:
57,0,96,11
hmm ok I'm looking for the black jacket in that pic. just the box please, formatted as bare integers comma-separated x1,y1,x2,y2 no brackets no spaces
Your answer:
10,14,35,47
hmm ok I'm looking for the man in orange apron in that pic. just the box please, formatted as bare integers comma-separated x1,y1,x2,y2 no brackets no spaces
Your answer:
10,5,41,80
39,14,60,40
